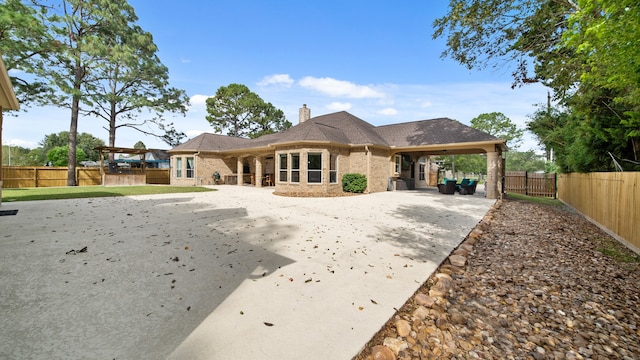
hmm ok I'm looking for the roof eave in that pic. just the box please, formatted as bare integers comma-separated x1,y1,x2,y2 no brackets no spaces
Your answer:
391,140,507,153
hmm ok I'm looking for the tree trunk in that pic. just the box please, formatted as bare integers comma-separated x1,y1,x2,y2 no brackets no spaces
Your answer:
67,94,79,186
108,100,116,163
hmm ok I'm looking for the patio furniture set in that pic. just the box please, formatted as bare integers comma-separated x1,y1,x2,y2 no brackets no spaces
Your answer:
437,178,478,195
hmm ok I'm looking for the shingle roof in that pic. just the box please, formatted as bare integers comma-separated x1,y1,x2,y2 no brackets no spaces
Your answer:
266,111,386,146
375,118,499,147
169,112,501,153
170,133,253,152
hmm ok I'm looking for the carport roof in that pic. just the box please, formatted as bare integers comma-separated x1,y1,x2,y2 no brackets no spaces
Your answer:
375,118,500,147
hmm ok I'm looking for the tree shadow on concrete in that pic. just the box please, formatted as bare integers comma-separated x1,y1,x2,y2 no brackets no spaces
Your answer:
0,195,296,360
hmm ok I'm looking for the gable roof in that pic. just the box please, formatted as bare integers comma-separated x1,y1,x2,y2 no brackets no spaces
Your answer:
169,111,504,153
267,111,388,146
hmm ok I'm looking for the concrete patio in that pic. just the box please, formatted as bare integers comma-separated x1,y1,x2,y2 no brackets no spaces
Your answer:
0,186,494,359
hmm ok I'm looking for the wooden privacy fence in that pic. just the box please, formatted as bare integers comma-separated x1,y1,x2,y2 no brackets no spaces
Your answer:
1,166,170,188
505,171,557,198
558,172,639,254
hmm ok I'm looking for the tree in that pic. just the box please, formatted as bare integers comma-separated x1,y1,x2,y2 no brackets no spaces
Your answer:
39,131,105,161
248,102,292,139
38,0,140,185
205,83,290,138
86,20,189,153
435,1,640,172
471,112,523,149
432,0,578,89
0,0,54,106
47,145,86,166
133,141,146,149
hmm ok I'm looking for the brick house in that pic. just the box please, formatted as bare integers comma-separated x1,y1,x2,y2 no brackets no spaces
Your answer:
168,105,506,199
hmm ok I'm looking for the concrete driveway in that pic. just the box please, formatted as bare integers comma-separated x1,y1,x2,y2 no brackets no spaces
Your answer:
0,186,494,360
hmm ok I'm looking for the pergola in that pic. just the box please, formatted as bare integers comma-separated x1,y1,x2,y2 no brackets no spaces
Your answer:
95,146,151,186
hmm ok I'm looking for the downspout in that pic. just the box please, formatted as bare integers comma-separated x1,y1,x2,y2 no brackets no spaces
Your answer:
365,145,371,193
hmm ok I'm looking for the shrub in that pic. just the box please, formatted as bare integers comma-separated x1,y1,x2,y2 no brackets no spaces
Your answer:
342,173,367,193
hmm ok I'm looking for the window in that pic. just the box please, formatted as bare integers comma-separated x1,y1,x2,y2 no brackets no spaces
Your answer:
308,153,322,183
186,157,194,178
394,154,401,174
419,163,425,180
330,153,337,183
290,153,300,183
279,154,288,182
176,157,182,178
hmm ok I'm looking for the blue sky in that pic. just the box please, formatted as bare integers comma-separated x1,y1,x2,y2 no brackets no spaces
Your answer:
4,0,549,152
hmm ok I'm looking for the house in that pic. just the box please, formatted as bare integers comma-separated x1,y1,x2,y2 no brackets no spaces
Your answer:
0,54,20,207
168,105,507,198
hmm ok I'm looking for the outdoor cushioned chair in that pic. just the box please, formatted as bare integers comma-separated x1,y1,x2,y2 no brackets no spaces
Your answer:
456,178,470,190
460,180,478,195
438,180,457,194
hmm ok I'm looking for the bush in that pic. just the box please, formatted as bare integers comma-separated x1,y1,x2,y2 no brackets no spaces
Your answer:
342,173,367,193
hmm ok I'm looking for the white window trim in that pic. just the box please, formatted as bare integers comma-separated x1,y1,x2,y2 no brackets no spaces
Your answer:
394,154,401,175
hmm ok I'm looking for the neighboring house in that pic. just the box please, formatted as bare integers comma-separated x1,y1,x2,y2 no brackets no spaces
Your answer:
114,149,171,169
169,105,507,199
0,54,20,207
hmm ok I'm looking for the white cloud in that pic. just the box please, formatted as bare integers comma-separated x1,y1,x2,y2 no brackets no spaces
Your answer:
298,76,385,99
190,94,210,105
180,58,191,63
378,108,398,116
326,102,352,111
257,74,294,87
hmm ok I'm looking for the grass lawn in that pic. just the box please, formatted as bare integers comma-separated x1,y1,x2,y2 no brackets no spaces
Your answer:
1,186,215,202
506,192,561,206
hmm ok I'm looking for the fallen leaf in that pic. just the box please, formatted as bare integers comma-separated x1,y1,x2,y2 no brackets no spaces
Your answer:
370,299,378,305
358,306,364,310
264,322,274,327
305,278,312,283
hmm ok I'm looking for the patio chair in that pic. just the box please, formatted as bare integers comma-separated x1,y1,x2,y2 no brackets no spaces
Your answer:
456,178,470,192
460,180,478,195
438,180,457,194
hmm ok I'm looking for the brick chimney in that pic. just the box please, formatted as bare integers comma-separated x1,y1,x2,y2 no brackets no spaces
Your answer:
299,104,310,124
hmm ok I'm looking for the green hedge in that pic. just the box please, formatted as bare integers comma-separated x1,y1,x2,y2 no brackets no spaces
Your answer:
342,173,367,193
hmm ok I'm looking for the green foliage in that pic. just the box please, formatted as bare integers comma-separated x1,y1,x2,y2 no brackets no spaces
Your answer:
471,112,524,149
206,84,291,138
133,141,146,150
342,173,367,193
39,131,105,161
505,151,546,172
85,18,190,149
436,1,640,172
47,146,86,166
1,145,34,165
0,0,54,107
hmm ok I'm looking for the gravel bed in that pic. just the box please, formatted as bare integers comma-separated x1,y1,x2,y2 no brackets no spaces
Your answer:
355,198,640,360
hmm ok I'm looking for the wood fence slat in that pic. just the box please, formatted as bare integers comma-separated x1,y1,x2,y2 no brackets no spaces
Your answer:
505,171,556,198
559,172,639,255
2,166,170,188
